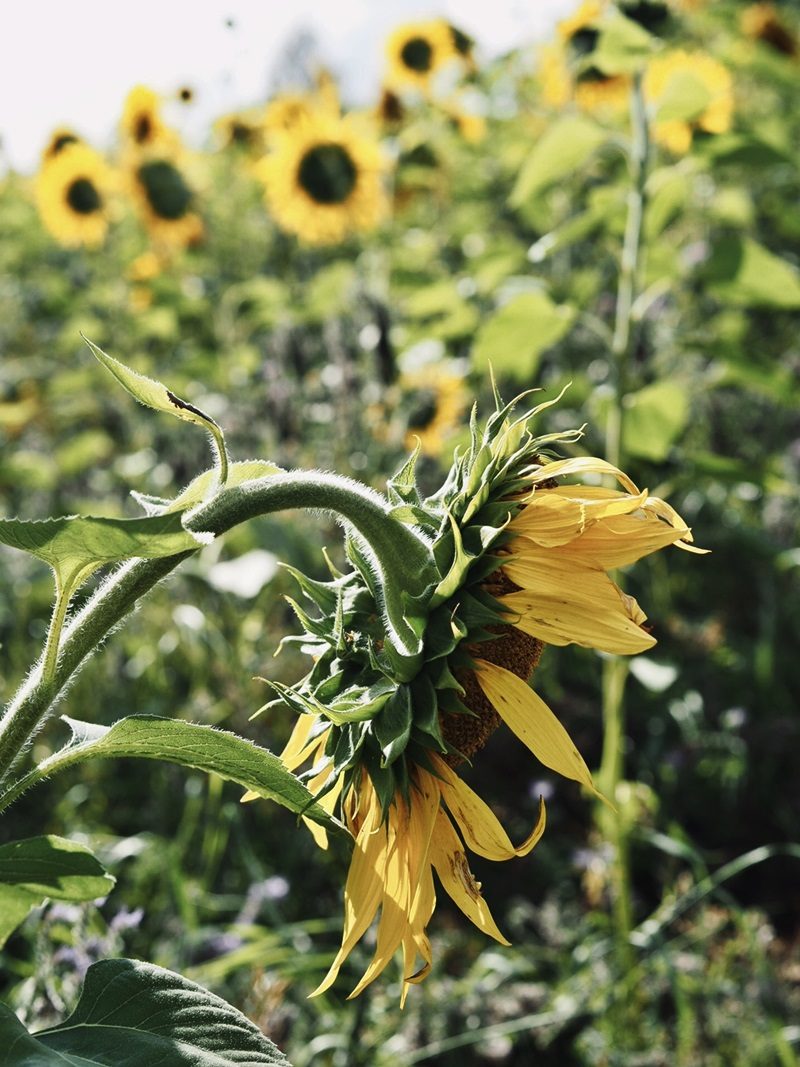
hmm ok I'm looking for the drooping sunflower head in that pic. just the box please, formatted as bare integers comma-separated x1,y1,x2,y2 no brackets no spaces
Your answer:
35,144,114,248
644,49,734,154
120,85,172,151
248,389,700,1000
129,156,203,250
41,128,82,164
385,19,458,95
255,114,386,245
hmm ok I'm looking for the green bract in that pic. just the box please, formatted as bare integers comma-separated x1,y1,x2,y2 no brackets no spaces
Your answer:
258,390,580,813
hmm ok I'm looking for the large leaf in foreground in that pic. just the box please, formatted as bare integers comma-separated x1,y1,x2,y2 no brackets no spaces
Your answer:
0,513,210,593
0,835,114,948
27,716,343,832
0,958,289,1065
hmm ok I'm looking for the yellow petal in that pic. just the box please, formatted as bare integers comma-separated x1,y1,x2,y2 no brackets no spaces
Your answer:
348,777,439,999
310,788,385,997
429,809,510,945
511,487,649,546
432,756,546,860
501,540,656,654
302,767,345,850
527,456,640,495
475,660,605,803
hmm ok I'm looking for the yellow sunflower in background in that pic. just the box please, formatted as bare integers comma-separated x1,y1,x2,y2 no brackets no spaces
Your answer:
448,22,478,73
385,19,458,95
375,86,406,129
255,113,386,245
400,361,471,456
263,93,318,138
41,127,82,164
214,109,266,154
245,394,700,1001
35,144,114,248
741,3,797,57
558,0,608,51
120,85,172,152
129,155,203,250
574,67,631,113
644,50,734,154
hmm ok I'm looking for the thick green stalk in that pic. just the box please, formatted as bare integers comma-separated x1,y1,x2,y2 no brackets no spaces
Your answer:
599,71,650,970
0,470,436,789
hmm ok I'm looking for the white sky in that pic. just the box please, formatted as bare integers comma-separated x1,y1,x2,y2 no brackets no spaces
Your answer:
0,0,570,173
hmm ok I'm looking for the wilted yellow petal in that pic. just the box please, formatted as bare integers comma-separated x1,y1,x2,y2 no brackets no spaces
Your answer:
527,456,640,495
303,767,345,850
311,788,386,997
475,660,605,803
511,487,649,547
432,756,546,859
429,809,510,944
501,541,655,654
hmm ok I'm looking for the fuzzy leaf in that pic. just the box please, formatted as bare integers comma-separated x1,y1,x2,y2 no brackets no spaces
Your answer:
86,337,221,434
30,717,342,832
0,513,210,593
4,958,289,1065
0,836,114,948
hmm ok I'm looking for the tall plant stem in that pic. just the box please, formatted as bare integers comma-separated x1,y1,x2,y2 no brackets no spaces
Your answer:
0,471,436,789
598,71,650,969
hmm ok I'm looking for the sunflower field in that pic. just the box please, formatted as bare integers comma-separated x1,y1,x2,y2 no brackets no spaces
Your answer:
1,1,800,1064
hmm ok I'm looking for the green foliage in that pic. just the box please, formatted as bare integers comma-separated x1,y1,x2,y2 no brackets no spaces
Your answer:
472,291,576,381
1,0,800,1061
1,958,289,1065
0,836,113,948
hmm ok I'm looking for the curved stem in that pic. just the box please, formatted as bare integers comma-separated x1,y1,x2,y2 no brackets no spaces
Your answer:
0,470,436,789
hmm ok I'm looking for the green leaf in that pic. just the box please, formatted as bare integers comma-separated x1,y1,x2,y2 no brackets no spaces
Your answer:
510,116,607,207
0,836,114,948
622,381,689,462
2,958,290,1065
133,459,284,517
652,70,712,123
702,234,800,309
0,513,210,593
472,292,576,381
85,337,220,435
85,337,229,485
29,716,342,832
593,12,656,74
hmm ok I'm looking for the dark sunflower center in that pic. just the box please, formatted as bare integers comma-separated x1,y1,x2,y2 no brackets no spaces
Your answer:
179,87,194,102
297,143,357,205
52,133,78,156
136,160,192,220
400,36,433,72
450,25,473,57
66,177,101,215
408,389,438,431
229,121,253,145
618,0,670,35
576,65,613,86
568,27,599,58
134,113,153,144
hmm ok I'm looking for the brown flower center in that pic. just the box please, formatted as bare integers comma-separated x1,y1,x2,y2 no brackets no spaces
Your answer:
440,568,543,765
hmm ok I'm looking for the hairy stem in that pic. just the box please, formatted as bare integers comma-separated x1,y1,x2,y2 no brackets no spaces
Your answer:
0,470,435,789
599,70,650,977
